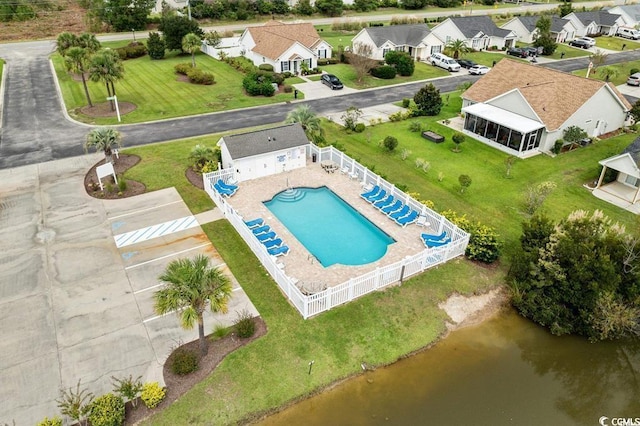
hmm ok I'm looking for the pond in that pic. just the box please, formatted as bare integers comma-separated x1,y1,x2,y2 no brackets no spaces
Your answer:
259,310,640,426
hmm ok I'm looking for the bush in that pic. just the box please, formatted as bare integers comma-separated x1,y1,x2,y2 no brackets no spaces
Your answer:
258,63,274,71
383,136,398,151
283,84,293,93
317,58,331,66
114,43,147,60
187,68,215,85
283,71,292,78
389,110,410,122
234,309,256,338
174,62,192,75
111,375,143,407
37,417,63,426
402,98,411,108
171,348,199,375
408,121,422,132
243,73,275,96
630,68,639,76
140,382,166,409
87,393,125,426
441,210,501,263
385,50,414,76
147,32,166,60
354,123,366,133
552,139,564,154
371,65,397,79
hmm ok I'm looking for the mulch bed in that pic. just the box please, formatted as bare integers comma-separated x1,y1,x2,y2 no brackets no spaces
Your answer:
79,101,137,118
124,317,268,425
186,166,205,190
84,154,146,199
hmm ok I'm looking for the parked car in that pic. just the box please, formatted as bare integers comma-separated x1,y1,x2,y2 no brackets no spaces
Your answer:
617,27,640,40
321,74,343,90
521,47,539,57
506,47,527,58
456,58,477,69
627,72,640,86
469,65,491,75
430,52,461,72
569,39,591,49
578,37,596,47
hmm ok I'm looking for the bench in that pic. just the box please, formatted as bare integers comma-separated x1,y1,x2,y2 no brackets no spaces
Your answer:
422,131,445,143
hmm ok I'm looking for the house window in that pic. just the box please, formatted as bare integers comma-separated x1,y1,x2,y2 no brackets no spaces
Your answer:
318,49,327,58
625,174,640,187
430,45,442,54
445,35,452,43
307,58,312,68
395,46,404,51
383,48,391,57
281,61,290,72
262,56,265,63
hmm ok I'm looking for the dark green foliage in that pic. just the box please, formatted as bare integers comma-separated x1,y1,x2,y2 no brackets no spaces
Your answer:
402,98,411,108
234,309,256,338
631,100,640,123
385,51,415,76
258,63,274,71
553,139,564,154
481,0,496,4
557,0,572,17
413,83,442,116
509,211,640,341
354,0,378,12
294,0,315,15
533,16,557,55
315,0,343,16
97,0,154,31
147,32,166,60
354,123,366,133
452,132,465,151
630,68,639,76
383,136,398,151
283,84,293,93
401,0,428,9
187,68,215,85
171,348,199,375
87,393,125,426
371,65,397,79
114,43,147,60
431,0,461,7
174,63,192,75
271,0,290,14
408,121,422,132
243,73,276,96
563,125,587,144
0,0,35,22
159,15,204,52
442,210,501,263
458,174,472,192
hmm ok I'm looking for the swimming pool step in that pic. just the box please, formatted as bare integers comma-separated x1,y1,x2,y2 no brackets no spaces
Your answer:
276,188,306,203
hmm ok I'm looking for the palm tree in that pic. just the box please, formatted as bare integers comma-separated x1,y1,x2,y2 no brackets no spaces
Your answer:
84,127,122,163
56,32,78,57
445,39,469,59
598,66,619,82
285,105,325,144
65,47,93,107
182,33,202,68
77,33,101,54
154,255,232,357
89,49,124,111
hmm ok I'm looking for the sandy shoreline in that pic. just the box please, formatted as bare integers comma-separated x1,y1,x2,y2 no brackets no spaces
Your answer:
439,286,510,331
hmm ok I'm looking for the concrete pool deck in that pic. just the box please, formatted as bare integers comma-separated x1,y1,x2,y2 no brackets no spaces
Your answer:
226,162,436,293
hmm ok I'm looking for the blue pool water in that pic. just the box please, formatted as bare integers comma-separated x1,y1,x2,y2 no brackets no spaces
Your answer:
263,186,395,267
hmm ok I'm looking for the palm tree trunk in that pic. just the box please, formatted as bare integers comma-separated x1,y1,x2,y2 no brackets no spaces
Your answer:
110,81,117,111
80,73,93,107
106,82,115,111
197,315,207,357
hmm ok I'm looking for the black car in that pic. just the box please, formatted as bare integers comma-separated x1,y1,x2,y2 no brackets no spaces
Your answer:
521,47,539,56
568,39,591,49
506,47,528,58
456,58,477,69
321,74,343,90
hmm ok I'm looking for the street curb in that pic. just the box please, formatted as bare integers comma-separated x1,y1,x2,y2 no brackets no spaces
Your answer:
49,59,94,129
0,59,6,129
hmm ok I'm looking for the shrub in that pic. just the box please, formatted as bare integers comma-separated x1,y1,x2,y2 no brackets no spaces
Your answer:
402,98,411,108
283,84,293,93
408,121,422,132
243,73,275,96
174,62,192,75
283,71,293,78
389,111,409,122
552,139,564,154
212,323,231,339
37,417,63,426
111,375,143,407
147,32,166,59
87,393,125,426
114,44,147,60
354,123,366,133
384,50,414,76
117,178,127,192
383,136,398,151
140,382,166,409
271,72,285,85
458,174,472,192
371,65,397,79
258,63,274,71
187,68,215,85
630,68,639,76
234,309,256,338
441,210,500,263
171,348,199,375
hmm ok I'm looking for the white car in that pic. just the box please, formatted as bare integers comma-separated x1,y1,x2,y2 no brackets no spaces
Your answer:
469,65,490,75
578,37,596,47
430,52,461,72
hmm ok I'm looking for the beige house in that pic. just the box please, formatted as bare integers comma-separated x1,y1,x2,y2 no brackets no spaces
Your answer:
237,20,332,74
461,59,631,157
596,138,640,208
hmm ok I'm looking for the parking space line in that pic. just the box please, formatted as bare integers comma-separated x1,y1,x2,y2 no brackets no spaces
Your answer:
109,200,183,221
125,242,212,270
115,215,198,248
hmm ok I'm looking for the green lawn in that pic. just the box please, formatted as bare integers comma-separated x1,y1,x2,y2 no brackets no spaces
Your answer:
572,59,640,85
595,36,640,51
321,62,448,89
315,25,359,50
53,51,300,125
0,59,4,88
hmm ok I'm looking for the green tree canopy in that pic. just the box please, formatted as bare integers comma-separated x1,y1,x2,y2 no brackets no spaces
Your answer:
445,39,469,59
88,49,124,110
285,105,325,144
84,127,123,163
65,47,94,107
159,15,204,52
182,32,202,67
413,83,443,116
146,32,166,59
315,0,343,16
533,15,557,55
384,50,414,76
97,0,154,31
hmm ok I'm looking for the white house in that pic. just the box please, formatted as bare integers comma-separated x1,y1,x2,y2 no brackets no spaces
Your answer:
501,16,577,44
606,4,640,28
237,20,332,74
431,16,517,51
350,24,444,60
562,11,624,37
218,123,308,182
460,59,631,158
596,138,640,207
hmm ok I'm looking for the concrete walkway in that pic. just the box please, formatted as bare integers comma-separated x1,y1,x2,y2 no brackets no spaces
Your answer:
0,155,258,425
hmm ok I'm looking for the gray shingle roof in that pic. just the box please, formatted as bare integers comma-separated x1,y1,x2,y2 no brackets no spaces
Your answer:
613,4,640,22
572,10,621,27
362,24,431,47
517,16,570,33
222,123,308,160
449,16,512,38
623,136,640,163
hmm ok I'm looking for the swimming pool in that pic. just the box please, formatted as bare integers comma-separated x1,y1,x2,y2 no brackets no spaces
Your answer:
263,186,395,267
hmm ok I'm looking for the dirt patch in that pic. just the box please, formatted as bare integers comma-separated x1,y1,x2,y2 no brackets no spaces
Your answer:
185,167,204,190
176,74,190,83
439,287,510,330
124,317,267,425
84,154,146,199
79,101,137,118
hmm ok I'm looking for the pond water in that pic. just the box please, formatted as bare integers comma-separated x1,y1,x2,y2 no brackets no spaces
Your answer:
259,310,640,426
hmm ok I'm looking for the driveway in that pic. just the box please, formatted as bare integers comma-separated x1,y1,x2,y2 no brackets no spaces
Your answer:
293,80,358,100
0,154,258,425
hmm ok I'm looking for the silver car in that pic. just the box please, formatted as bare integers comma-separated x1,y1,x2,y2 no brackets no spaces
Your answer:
627,73,640,86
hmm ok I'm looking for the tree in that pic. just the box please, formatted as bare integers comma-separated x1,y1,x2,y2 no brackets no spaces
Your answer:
533,16,557,55
598,65,619,82
159,15,204,52
147,32,166,60
522,181,556,215
401,0,428,10
77,33,101,53
285,105,325,144
294,0,314,15
271,0,290,14
384,50,414,76
56,32,78,57
204,30,221,49
88,49,124,111
111,375,143,408
154,254,233,357
56,379,93,426
84,127,123,163
189,144,217,172
630,99,640,123
445,39,469,59
458,174,472,193
413,83,443,116
341,106,363,131
182,33,202,68
97,0,154,31
346,42,377,83
590,50,608,74
563,125,587,144
509,210,640,341
354,0,378,12
452,132,465,152
558,0,572,17
315,0,343,16
65,47,94,107
504,155,516,178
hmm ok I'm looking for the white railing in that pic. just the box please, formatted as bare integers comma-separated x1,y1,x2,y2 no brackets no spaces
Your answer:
205,145,470,319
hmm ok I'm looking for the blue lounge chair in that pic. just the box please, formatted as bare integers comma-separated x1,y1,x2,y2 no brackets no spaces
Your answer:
214,182,236,197
244,218,264,229
373,195,394,209
360,185,380,200
367,189,387,203
423,237,451,248
256,231,276,242
388,205,409,220
218,179,238,191
262,238,283,249
380,200,403,215
252,225,270,235
395,210,419,227
268,245,290,257
421,231,447,242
